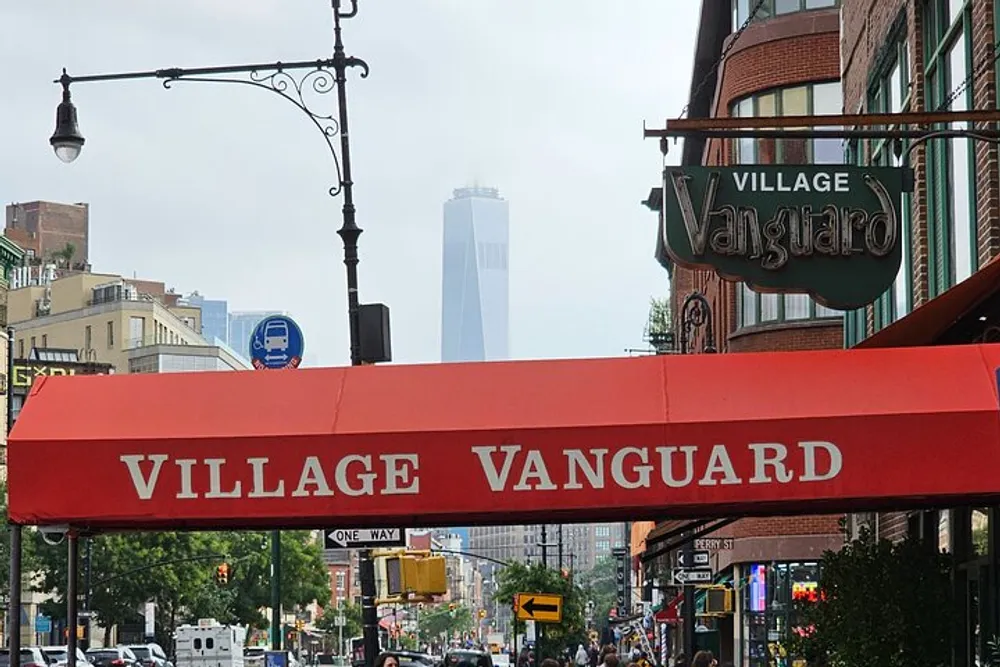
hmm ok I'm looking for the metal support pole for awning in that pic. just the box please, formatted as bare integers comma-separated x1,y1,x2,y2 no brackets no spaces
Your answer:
67,534,79,667
641,517,740,564
8,525,21,663
644,519,717,550
7,325,21,667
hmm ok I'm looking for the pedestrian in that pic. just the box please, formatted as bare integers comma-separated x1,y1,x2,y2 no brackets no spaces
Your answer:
540,659,560,667
691,651,716,667
673,654,687,667
374,655,399,667
575,645,589,667
601,654,619,667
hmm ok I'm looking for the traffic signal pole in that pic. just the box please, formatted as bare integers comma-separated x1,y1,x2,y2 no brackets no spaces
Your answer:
360,548,379,665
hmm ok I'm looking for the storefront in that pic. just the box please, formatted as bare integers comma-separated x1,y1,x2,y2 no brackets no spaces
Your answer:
738,561,820,667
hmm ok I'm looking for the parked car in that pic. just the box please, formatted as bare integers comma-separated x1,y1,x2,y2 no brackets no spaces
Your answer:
122,645,171,667
0,648,50,667
442,651,491,667
41,647,92,667
85,648,140,667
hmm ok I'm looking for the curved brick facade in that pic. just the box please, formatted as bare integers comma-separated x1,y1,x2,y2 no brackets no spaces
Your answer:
673,7,844,356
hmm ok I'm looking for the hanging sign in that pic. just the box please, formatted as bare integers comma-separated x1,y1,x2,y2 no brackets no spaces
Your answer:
660,165,912,310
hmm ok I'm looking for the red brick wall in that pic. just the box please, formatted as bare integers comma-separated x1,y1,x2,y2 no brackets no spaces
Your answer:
732,515,841,538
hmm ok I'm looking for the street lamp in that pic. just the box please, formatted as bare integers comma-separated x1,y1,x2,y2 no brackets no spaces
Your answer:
33,3,389,667
49,71,84,163
676,290,715,662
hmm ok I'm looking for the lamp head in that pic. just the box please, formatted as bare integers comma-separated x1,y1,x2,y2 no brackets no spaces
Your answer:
51,72,84,163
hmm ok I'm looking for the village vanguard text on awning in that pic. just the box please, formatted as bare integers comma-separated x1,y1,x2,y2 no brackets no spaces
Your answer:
10,344,1000,529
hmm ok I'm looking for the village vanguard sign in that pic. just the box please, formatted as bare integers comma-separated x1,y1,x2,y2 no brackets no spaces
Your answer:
662,166,912,310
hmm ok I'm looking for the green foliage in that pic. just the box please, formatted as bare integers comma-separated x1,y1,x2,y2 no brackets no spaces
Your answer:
576,558,616,632
644,297,674,353
494,562,587,659
315,601,363,640
0,482,38,603
788,528,953,667
417,604,474,644
33,530,330,647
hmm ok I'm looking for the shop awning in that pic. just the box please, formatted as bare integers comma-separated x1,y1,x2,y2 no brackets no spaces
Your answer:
856,255,1000,348
10,344,1000,530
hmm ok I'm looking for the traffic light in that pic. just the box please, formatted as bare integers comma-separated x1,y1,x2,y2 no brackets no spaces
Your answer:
295,619,305,632
215,563,229,585
478,609,487,620
384,554,447,596
448,603,456,611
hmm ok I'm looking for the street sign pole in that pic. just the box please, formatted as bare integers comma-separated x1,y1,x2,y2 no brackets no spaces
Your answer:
249,314,306,653
682,531,695,661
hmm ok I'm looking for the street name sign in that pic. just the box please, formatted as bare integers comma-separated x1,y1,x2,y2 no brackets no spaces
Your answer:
673,568,712,585
324,528,407,549
694,538,734,551
515,592,563,623
660,165,912,310
676,550,711,567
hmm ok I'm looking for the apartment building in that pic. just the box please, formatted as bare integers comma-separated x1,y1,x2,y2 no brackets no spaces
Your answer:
7,271,206,372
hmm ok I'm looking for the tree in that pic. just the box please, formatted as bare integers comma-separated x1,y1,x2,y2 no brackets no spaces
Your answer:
493,563,586,659
32,530,331,646
417,604,474,645
643,297,673,353
315,601,363,642
0,481,38,605
788,527,953,667
576,558,616,632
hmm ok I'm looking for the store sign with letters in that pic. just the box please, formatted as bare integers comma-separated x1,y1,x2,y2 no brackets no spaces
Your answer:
12,364,77,388
661,165,912,310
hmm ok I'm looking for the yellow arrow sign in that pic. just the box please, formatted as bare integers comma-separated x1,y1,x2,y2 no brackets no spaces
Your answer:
515,592,563,623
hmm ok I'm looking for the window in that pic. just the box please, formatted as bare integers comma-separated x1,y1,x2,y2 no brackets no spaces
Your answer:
732,82,846,329
107,321,115,348
924,0,974,293
41,335,47,347
595,526,611,538
336,571,346,592
596,540,611,551
17,339,23,359
29,337,35,352
84,325,92,351
866,32,913,333
733,0,839,25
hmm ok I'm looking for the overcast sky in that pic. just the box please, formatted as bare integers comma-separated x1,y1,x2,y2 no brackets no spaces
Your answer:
1,2,697,367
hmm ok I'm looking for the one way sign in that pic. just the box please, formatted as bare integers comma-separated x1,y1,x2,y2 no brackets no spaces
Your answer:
324,528,407,549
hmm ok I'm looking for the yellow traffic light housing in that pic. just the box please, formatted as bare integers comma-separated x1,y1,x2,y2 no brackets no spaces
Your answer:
698,585,733,616
383,553,447,599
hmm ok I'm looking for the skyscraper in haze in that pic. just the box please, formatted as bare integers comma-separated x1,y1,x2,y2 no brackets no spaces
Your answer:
440,186,509,362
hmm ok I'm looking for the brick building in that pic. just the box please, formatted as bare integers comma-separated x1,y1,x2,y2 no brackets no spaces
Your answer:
641,2,846,665
5,201,90,271
838,1,1000,664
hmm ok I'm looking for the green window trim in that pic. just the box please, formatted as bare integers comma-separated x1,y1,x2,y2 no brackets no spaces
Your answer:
924,0,977,296
732,0,841,26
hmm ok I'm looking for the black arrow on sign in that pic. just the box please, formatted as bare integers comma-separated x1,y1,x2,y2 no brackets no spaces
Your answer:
522,598,558,617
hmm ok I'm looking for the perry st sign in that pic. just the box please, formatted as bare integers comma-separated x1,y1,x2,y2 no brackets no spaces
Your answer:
661,165,913,310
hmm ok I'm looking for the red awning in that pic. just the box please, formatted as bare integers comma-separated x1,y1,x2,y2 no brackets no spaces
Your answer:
655,594,682,623
856,255,1000,348
10,344,1000,529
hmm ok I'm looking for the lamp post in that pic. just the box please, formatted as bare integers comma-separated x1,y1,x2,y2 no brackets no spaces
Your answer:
43,3,389,667
676,291,715,661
